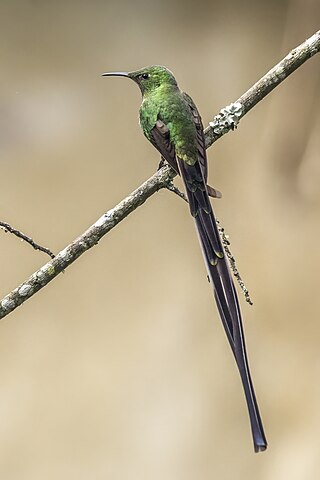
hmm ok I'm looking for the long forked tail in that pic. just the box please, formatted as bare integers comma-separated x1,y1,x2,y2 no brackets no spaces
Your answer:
195,210,267,452
177,157,267,451
195,212,267,452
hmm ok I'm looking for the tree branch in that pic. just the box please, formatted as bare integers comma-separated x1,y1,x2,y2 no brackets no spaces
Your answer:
204,30,320,146
1,30,319,320
0,166,175,317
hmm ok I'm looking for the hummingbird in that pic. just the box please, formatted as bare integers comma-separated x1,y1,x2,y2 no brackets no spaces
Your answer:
102,65,267,452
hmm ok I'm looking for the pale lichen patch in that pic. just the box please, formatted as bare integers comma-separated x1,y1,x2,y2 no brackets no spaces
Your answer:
18,284,33,297
40,264,55,275
95,214,107,227
209,102,243,135
1,298,15,311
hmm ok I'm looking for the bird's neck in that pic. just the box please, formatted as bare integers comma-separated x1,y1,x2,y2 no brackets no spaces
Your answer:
142,83,179,101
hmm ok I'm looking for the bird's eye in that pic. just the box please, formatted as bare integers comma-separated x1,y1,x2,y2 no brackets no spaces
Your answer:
141,73,149,80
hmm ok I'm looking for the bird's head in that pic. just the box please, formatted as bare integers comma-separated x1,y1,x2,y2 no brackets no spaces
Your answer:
102,65,178,95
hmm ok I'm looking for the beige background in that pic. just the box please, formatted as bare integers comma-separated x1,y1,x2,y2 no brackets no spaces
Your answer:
1,0,320,478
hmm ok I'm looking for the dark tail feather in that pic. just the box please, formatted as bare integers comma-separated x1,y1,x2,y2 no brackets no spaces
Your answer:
211,259,267,452
177,157,267,451
195,214,267,452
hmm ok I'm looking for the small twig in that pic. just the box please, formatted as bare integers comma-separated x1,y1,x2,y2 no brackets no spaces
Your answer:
0,30,319,319
216,219,253,305
165,181,188,202
0,221,55,259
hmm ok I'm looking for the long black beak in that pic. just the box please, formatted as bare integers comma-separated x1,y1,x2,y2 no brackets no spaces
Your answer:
101,72,129,77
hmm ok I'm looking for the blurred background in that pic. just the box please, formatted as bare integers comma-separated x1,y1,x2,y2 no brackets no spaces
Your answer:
0,0,319,478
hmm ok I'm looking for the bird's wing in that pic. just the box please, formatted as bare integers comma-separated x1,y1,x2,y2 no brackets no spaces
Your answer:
182,92,208,182
149,101,267,452
149,119,179,173
150,117,221,199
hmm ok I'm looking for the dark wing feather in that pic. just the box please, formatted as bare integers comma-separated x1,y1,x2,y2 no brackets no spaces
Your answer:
149,120,179,173
150,119,221,199
182,92,208,182
149,96,267,452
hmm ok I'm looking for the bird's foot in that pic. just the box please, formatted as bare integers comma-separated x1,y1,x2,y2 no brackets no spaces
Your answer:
157,157,166,170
